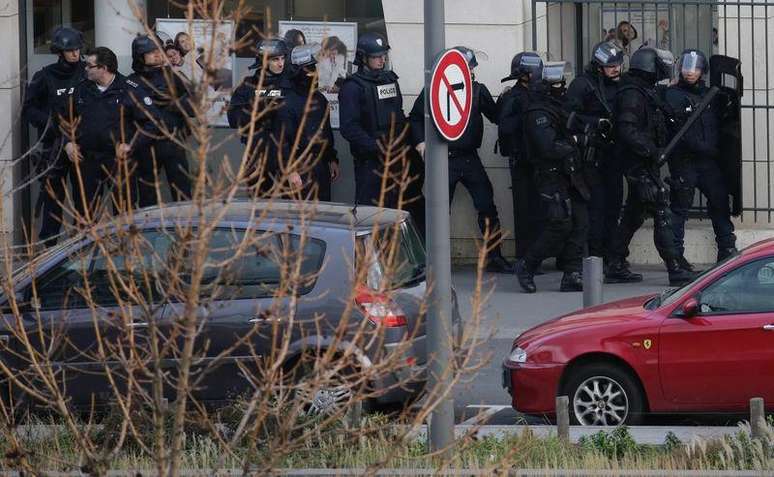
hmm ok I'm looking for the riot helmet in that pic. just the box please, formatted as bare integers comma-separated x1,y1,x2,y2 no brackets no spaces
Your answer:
591,41,624,67
248,38,290,71
629,47,674,83
50,27,84,54
501,51,543,82
131,35,162,73
354,32,390,69
541,61,571,97
290,44,321,79
453,46,478,69
678,49,708,83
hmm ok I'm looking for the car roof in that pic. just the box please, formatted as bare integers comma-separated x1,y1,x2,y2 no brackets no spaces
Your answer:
740,237,774,258
132,199,409,231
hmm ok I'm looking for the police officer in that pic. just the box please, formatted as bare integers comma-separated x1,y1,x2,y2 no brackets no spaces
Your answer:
61,47,161,222
407,47,513,273
228,38,300,195
566,41,624,261
606,48,696,286
515,62,589,293
22,26,86,246
665,49,737,265
278,44,340,201
497,52,544,260
128,35,192,207
339,32,425,234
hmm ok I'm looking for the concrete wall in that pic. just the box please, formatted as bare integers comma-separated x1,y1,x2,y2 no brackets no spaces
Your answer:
0,2,21,246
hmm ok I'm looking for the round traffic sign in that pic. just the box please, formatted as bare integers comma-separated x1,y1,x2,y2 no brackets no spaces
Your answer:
430,49,473,141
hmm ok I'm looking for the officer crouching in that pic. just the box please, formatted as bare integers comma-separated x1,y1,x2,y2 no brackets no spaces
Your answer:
60,47,161,224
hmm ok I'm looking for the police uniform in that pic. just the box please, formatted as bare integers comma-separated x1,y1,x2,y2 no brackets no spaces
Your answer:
22,57,85,245
63,74,161,218
665,78,737,263
127,66,192,207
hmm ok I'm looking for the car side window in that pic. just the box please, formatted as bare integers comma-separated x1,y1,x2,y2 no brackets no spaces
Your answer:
33,248,94,310
699,257,774,314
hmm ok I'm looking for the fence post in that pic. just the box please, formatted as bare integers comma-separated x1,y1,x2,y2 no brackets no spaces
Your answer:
750,397,766,439
556,395,570,443
583,256,603,308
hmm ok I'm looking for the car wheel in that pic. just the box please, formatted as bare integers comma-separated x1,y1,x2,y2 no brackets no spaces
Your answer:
563,363,644,426
287,353,364,418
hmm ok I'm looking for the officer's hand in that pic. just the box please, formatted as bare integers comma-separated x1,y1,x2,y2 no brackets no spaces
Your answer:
329,162,341,182
64,142,79,160
290,172,303,189
415,142,426,158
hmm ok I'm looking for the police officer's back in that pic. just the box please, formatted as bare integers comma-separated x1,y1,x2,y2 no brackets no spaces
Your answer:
128,35,192,207
607,47,696,286
665,49,737,264
22,27,86,246
407,46,513,273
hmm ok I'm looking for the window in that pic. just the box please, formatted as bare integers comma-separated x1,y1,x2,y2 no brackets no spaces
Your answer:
33,247,93,310
356,220,425,290
699,257,774,314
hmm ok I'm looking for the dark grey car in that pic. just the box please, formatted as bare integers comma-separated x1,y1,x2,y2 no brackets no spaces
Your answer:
0,200,462,410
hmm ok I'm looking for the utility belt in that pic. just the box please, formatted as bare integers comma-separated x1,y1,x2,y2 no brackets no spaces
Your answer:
448,148,476,159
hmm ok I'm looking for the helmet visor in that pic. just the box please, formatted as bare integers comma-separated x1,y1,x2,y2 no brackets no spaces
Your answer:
654,48,675,81
542,61,570,83
594,43,623,66
291,43,321,67
680,51,706,76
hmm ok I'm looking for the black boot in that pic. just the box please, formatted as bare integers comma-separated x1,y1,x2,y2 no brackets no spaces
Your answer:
560,271,583,292
486,252,516,274
604,258,643,283
515,259,537,293
667,258,697,287
676,255,695,273
717,247,738,263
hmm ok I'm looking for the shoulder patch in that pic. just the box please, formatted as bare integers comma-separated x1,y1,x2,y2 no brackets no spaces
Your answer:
143,97,153,106
535,116,549,126
126,79,139,88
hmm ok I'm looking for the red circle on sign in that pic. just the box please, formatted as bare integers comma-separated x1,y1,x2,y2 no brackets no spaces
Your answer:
430,49,473,141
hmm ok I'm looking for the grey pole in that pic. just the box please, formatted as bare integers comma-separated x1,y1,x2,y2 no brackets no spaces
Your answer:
583,256,603,308
424,0,454,456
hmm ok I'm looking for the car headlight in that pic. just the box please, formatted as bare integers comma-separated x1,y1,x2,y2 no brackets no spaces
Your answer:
508,347,527,363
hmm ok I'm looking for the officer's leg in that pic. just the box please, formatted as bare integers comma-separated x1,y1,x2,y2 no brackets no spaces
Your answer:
354,156,388,206
651,192,695,285
135,145,161,208
403,150,425,239
606,176,646,283
511,160,542,259
158,140,192,202
668,160,696,258
558,194,589,291
602,154,624,257
585,168,606,257
38,155,70,247
70,152,105,224
310,161,332,202
460,153,514,272
696,158,737,261
447,156,463,206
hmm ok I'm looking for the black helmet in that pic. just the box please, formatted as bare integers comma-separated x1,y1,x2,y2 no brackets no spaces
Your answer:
591,41,624,67
501,51,543,82
290,44,320,69
678,48,708,78
354,32,390,67
453,46,478,69
248,38,289,70
132,35,160,62
629,47,673,82
50,27,84,54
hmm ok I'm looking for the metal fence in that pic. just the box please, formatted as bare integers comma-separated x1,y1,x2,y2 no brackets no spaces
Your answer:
532,0,774,223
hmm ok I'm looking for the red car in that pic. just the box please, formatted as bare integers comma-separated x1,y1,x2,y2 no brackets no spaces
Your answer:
503,238,774,426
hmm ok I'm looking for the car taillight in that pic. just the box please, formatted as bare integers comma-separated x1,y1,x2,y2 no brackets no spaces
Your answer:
355,287,407,327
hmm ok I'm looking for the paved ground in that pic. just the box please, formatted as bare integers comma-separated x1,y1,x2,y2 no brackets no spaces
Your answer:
448,262,749,426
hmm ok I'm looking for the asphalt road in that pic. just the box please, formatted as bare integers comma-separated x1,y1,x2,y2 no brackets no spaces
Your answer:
448,262,746,426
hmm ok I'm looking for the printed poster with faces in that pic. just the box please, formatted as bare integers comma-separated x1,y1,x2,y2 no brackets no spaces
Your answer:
279,21,358,128
156,19,235,127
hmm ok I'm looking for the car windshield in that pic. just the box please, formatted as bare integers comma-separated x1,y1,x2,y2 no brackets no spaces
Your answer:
656,253,744,307
356,219,426,290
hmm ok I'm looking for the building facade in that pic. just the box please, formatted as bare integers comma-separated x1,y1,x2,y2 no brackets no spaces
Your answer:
2,0,772,262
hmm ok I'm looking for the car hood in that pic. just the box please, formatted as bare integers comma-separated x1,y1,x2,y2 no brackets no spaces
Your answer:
515,294,657,346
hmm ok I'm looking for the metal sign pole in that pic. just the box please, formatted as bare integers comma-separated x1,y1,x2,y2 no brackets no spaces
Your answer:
424,0,454,455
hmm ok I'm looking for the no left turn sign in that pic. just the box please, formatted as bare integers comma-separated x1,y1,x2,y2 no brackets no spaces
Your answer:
430,49,473,141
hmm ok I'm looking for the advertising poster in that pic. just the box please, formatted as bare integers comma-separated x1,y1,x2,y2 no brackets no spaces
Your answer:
279,21,358,128
156,19,235,127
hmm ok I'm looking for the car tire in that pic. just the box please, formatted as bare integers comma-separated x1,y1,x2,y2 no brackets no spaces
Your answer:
562,363,645,426
286,352,365,418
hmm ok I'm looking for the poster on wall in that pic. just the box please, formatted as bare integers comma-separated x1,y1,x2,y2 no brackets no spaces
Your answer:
279,21,358,128
155,18,235,127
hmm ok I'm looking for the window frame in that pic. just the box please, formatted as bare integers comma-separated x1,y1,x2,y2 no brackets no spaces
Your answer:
694,255,774,316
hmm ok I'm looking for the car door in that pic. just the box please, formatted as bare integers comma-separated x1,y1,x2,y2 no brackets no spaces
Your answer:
659,256,774,409
13,230,173,407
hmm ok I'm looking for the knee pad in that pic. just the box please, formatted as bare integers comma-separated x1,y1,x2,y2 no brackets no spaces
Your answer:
654,208,672,229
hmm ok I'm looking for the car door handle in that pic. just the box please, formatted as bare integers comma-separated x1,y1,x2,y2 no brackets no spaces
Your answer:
248,311,276,324
130,322,149,328
763,324,774,331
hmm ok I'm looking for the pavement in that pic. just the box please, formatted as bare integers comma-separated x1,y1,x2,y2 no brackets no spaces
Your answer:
448,262,750,427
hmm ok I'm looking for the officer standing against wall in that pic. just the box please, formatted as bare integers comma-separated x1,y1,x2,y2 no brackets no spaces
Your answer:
228,38,301,195
129,35,192,207
606,48,696,286
515,62,589,293
22,27,86,246
408,46,514,273
496,52,544,260
339,32,425,235
665,49,737,265
565,41,624,263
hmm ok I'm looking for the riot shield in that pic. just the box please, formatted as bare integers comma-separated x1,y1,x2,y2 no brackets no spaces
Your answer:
710,54,743,216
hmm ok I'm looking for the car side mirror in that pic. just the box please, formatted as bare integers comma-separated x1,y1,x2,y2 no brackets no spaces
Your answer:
681,297,699,318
